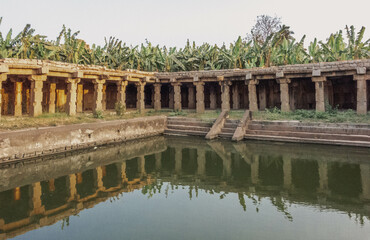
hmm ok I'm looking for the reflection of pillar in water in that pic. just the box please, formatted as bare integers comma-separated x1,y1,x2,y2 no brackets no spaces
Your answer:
222,154,232,177
283,156,292,189
13,187,21,201
360,164,370,200
251,155,259,185
68,174,77,201
31,182,45,215
175,148,182,174
48,179,55,192
138,156,146,176
318,161,328,193
96,167,104,190
120,162,127,182
155,153,162,170
197,149,206,176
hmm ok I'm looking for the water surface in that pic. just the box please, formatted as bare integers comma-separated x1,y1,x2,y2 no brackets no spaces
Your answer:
0,136,369,240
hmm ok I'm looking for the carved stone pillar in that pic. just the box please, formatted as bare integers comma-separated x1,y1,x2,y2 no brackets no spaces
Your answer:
312,76,326,112
232,83,240,109
48,81,56,114
354,74,368,115
116,80,128,109
248,79,259,111
76,83,83,113
194,82,205,113
209,85,217,109
96,166,104,190
66,78,80,116
154,83,161,111
102,84,107,111
68,174,77,201
188,85,196,109
277,78,291,112
11,78,23,116
219,78,231,111
138,155,146,176
93,79,106,113
0,74,7,119
136,82,146,112
171,82,182,111
29,75,47,117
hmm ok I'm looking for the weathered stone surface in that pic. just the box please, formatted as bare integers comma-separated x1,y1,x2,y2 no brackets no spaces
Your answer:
0,116,167,162
205,110,229,140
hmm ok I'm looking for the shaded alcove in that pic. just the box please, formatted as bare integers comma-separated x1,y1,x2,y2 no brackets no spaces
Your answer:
144,84,153,108
327,76,356,110
1,78,14,115
76,169,98,199
82,81,94,111
105,82,117,110
161,84,170,108
367,80,370,111
258,156,284,186
292,159,319,194
125,84,137,109
182,148,198,175
126,157,139,181
181,85,189,109
257,80,281,110
102,164,120,189
289,78,315,110
204,82,221,109
328,162,362,198
0,186,31,224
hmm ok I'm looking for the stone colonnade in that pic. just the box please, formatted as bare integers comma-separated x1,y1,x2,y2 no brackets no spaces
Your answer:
0,61,369,118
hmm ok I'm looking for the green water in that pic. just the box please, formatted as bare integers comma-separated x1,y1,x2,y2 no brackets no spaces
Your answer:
0,136,369,240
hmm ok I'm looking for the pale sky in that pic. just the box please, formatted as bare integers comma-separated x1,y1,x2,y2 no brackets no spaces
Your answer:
1,0,369,48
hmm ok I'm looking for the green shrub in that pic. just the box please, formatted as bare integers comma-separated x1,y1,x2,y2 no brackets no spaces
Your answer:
115,102,126,116
93,110,103,119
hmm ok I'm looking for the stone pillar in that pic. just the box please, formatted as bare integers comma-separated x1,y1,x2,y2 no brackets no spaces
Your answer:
120,162,127,183
312,76,326,112
283,156,292,189
66,78,80,116
209,85,217,109
175,147,182,173
12,79,23,116
188,85,196,109
96,166,104,190
102,84,107,111
30,182,45,215
248,79,259,111
278,78,291,112
68,174,77,201
197,148,206,176
360,164,370,200
136,82,146,112
48,81,56,114
232,83,240,109
194,82,205,113
153,83,161,111
219,79,231,111
93,79,105,113
354,74,368,115
0,74,7,119
29,75,47,117
76,83,83,113
116,80,128,109
168,86,174,109
251,155,259,184
172,83,182,111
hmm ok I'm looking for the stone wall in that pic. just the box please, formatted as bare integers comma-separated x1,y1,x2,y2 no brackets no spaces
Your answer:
0,116,166,162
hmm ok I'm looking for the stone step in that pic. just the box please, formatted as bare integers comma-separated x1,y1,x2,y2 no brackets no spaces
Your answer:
221,128,236,134
248,123,370,136
250,120,370,129
166,124,211,132
244,134,370,148
224,122,239,128
167,120,213,128
226,119,239,124
218,132,233,139
245,130,370,142
164,129,208,137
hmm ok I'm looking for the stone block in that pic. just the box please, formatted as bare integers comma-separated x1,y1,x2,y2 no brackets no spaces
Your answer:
357,67,366,75
245,72,252,80
276,71,284,78
312,69,321,77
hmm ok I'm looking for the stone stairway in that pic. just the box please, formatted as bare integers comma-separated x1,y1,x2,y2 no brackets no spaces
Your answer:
218,119,240,139
164,117,214,137
245,121,370,147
